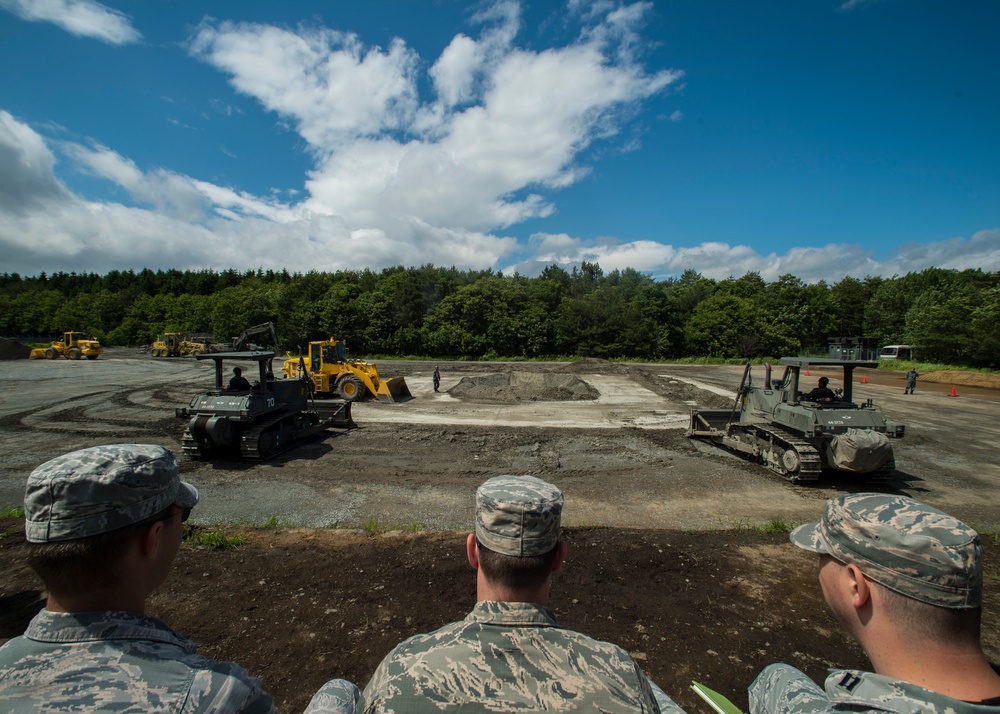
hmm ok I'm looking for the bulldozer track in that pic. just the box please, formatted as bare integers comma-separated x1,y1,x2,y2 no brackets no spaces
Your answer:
240,411,325,461
726,424,822,483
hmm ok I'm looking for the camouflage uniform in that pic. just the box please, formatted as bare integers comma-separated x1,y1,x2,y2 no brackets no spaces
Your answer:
0,444,284,714
357,475,684,714
360,600,668,713
748,493,995,714
304,678,361,714
0,609,277,713
750,662,1000,713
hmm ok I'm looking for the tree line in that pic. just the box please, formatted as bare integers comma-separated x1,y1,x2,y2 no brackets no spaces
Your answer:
1,264,997,368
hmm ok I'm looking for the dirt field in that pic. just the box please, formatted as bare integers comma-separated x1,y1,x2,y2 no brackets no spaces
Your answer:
1,348,998,712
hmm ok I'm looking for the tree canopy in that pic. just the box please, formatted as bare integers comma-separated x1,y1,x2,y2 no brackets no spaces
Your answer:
1,265,996,368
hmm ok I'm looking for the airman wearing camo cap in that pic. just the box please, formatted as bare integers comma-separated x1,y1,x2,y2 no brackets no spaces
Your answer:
0,444,294,714
24,442,199,542
789,492,982,609
353,474,686,714
749,493,1000,714
475,474,563,557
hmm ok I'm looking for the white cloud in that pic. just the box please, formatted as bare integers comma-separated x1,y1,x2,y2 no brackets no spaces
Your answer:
0,0,140,44
188,1,680,237
501,230,1000,284
0,110,71,214
189,22,420,150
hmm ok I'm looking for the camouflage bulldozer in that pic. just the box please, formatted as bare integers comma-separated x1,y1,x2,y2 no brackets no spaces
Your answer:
687,358,905,483
175,351,355,460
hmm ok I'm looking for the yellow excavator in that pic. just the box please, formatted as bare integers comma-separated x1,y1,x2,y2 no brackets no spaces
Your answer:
30,331,103,360
281,338,411,403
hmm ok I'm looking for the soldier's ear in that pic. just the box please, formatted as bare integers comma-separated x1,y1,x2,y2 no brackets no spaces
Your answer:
845,563,872,609
551,540,568,573
466,533,480,570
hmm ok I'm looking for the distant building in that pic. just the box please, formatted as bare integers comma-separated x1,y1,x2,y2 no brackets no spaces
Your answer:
827,337,878,361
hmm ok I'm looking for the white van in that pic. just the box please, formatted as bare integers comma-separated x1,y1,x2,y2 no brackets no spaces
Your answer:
878,344,914,360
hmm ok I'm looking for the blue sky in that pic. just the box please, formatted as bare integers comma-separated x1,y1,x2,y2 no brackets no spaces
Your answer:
0,0,997,283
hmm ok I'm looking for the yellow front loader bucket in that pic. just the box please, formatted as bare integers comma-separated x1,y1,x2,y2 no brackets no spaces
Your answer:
375,376,412,403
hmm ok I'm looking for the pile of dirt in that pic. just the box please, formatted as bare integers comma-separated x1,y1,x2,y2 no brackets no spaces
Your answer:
449,372,600,403
0,339,32,360
920,370,1000,390
560,357,634,374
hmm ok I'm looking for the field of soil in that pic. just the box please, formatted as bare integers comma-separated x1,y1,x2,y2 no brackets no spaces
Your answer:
1,346,998,712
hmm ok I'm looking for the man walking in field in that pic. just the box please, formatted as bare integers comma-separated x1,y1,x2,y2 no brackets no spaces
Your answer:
904,368,919,394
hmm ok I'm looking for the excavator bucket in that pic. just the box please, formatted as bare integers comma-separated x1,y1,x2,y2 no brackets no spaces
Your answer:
375,376,412,403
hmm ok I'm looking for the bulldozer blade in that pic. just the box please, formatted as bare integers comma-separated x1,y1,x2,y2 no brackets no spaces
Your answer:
686,408,740,436
314,400,357,429
376,376,412,403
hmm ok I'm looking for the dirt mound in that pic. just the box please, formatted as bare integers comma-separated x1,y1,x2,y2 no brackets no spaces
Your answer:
560,357,632,374
0,339,32,360
449,372,600,403
919,370,1000,390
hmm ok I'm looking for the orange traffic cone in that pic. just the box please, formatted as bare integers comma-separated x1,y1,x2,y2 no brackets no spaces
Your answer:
862,374,867,383
949,385,957,397
805,368,811,376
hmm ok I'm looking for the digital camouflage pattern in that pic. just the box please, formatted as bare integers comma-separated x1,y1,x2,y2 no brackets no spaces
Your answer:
749,662,1000,713
0,609,276,713
789,493,982,608
475,475,563,557
304,678,361,714
24,443,199,543
360,600,682,713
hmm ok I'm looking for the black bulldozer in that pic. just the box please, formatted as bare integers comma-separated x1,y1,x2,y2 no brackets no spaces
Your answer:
176,351,355,460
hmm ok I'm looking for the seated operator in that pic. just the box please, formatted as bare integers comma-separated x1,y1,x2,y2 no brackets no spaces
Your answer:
801,376,835,401
228,366,252,391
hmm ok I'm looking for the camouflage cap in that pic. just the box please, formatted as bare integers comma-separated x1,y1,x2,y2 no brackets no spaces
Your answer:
475,475,563,557
24,444,199,543
790,493,982,609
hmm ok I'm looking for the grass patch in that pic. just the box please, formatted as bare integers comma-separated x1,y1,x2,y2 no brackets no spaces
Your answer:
185,528,247,550
980,527,1000,546
762,516,796,534
0,504,25,518
361,517,426,533
730,516,796,534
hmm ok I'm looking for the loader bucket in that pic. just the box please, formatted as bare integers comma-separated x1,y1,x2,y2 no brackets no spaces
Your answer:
375,376,412,403
29,348,48,359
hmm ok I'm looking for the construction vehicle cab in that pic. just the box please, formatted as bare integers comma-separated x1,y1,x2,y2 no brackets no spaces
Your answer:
30,331,103,360
688,358,904,483
281,338,411,403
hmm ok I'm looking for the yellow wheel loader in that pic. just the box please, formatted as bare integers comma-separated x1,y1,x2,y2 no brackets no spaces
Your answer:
30,332,103,360
281,338,411,403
